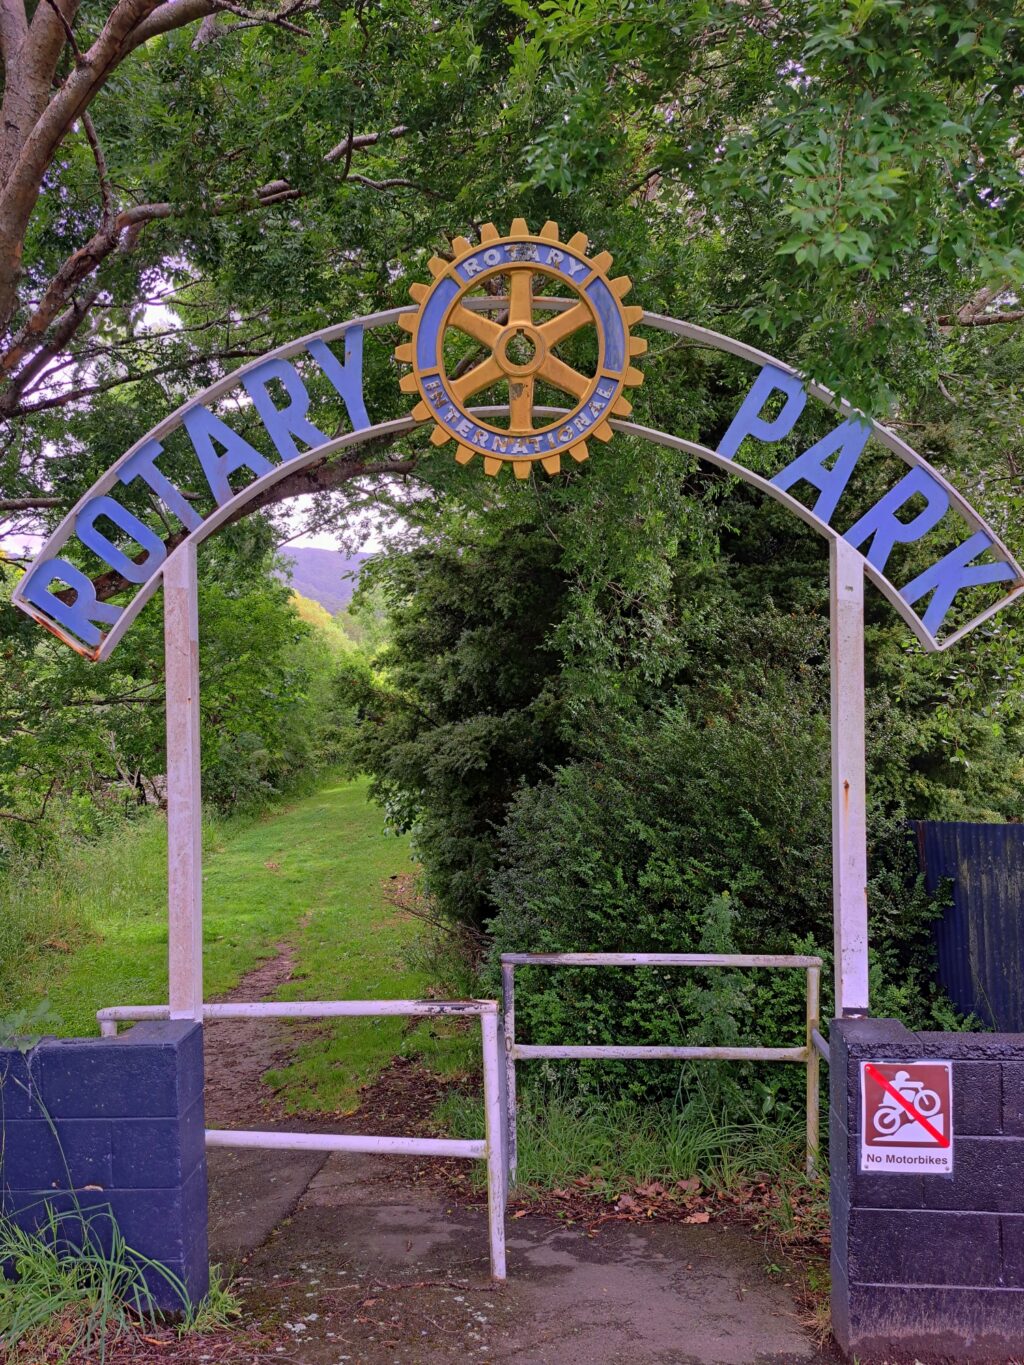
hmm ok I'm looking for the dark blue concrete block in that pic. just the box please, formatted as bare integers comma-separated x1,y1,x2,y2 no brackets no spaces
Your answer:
1,1118,112,1190
919,1137,1024,1214
829,1108,925,1210
847,1209,1002,1288
841,1284,1024,1362
2,1191,118,1252
918,1032,1024,1062
110,1098,204,1188
39,1022,203,1119
949,1060,1002,1137
1003,1062,1024,1137
1,1195,206,1314
1,1022,208,1319
831,1021,1024,1361
1001,1216,1024,1287
0,1046,49,1120
103,1172,204,1260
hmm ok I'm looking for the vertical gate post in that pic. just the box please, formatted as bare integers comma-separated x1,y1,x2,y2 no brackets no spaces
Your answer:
830,537,869,1016
501,959,517,1187
164,542,203,1020
480,1008,507,1281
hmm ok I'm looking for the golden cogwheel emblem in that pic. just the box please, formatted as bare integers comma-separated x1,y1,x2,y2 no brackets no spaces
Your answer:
394,218,646,478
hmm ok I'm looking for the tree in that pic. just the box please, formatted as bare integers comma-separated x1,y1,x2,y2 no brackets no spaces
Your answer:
510,0,1024,411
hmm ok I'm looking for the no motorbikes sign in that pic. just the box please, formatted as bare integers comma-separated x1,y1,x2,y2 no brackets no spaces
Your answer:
860,1060,954,1174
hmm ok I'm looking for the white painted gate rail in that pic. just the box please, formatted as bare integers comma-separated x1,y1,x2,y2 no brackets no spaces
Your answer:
500,953,823,1179
97,997,508,1280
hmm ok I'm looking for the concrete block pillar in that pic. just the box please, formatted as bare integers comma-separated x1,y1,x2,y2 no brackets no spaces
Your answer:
0,1020,208,1310
830,1017,1024,1362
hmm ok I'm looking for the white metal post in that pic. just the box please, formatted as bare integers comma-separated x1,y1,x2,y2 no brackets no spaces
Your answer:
164,542,203,1019
481,1010,507,1281
805,964,820,1174
830,536,870,1017
501,960,517,1188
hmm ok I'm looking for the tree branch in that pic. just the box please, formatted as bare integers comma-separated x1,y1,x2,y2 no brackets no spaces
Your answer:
81,110,115,229
325,123,408,164
936,310,1024,328
0,495,63,509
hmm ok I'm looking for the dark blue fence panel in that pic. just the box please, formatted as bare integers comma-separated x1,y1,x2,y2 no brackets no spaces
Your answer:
915,821,1024,1031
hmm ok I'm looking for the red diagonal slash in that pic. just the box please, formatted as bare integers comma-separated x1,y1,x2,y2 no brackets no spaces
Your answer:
865,1063,950,1147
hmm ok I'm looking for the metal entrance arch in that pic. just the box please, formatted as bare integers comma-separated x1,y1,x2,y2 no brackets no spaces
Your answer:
15,299,1023,1022
12,267,1024,1281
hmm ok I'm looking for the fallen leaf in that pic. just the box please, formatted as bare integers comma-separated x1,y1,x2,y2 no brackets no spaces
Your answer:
512,1210,528,1220
684,1211,711,1225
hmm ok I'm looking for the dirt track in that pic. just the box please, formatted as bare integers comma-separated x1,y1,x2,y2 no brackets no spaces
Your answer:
198,941,837,1364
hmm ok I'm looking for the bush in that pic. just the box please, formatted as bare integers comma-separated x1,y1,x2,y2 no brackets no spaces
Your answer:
486,691,964,1115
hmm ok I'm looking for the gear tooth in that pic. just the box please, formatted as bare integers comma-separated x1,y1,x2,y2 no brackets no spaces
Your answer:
430,424,451,447
623,305,645,326
612,396,633,417
569,441,589,463
628,336,648,356
394,343,413,363
455,445,476,465
428,255,449,277
539,221,559,242
509,216,529,237
409,281,429,302
593,421,614,442
483,456,503,476
541,453,562,475
398,312,418,333
479,223,499,243
610,275,632,298
399,373,419,394
590,250,613,273
452,235,473,256
411,402,431,422
625,365,645,386
567,231,588,254
512,460,531,480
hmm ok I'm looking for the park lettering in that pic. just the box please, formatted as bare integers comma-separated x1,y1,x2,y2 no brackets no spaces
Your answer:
17,345,1018,655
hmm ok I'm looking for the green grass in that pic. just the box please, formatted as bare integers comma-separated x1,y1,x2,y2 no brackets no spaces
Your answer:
439,1086,809,1194
0,777,475,1110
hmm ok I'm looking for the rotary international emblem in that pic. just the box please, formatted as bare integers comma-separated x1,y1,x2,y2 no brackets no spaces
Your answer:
395,219,646,477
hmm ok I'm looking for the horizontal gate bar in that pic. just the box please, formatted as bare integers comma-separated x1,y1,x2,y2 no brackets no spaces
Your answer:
499,953,822,968
510,1044,809,1062
96,997,497,1035
205,1129,486,1159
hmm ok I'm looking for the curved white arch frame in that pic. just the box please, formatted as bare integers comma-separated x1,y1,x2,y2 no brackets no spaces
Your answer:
15,302,1024,1028
12,301,1024,660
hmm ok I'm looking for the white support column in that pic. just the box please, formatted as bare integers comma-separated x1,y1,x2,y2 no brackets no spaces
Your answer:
830,536,870,1017
164,542,203,1019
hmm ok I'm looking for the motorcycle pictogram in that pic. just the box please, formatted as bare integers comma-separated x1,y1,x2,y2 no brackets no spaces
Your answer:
871,1069,942,1137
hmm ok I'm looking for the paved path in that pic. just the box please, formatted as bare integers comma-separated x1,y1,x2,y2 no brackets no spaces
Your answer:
208,1149,822,1364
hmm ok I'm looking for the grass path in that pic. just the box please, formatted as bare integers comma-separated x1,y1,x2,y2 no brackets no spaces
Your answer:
4,778,473,1111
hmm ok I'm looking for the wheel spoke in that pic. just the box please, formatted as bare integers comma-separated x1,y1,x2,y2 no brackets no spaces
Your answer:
508,268,533,326
448,306,503,350
538,353,590,399
450,355,503,404
509,374,535,429
537,301,592,349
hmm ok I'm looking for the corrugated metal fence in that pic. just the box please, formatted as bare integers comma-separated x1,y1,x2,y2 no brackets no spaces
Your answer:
915,821,1024,1031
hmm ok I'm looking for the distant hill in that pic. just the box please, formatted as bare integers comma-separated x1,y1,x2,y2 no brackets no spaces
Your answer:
276,547,370,616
